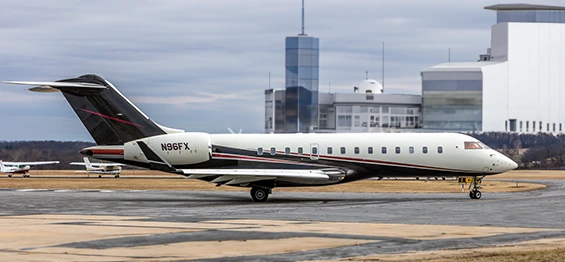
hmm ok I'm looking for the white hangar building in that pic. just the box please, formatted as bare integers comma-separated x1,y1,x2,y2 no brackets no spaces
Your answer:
421,3,565,133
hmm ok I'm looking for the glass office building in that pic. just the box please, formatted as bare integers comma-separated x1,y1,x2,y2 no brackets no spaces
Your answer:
284,35,319,133
422,73,483,131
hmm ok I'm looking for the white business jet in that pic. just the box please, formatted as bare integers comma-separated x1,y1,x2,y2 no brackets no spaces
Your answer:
5,75,518,201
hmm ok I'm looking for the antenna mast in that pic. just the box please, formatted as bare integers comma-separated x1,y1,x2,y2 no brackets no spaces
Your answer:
301,0,305,35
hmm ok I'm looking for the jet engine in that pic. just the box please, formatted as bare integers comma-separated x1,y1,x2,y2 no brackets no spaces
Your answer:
124,132,212,166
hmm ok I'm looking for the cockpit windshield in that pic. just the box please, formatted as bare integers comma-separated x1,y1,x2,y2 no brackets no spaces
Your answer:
464,141,483,149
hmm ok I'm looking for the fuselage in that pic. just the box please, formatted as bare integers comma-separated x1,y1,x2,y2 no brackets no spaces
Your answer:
82,132,518,186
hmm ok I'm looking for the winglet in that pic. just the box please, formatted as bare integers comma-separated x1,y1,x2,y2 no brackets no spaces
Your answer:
136,141,180,173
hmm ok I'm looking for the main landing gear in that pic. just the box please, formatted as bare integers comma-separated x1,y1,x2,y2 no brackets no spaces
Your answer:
250,186,272,202
469,176,482,200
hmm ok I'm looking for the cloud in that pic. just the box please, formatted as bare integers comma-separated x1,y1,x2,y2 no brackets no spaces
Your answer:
1,0,563,140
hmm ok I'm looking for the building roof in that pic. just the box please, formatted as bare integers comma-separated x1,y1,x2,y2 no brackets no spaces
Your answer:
484,3,565,11
422,61,505,72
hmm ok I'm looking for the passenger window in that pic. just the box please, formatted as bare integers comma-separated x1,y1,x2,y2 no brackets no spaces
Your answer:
438,146,443,154
257,147,263,155
423,146,428,154
464,142,482,149
341,147,346,154
368,147,373,154
327,147,333,154
270,147,276,155
382,147,387,154
298,147,303,155
395,147,400,154
409,146,414,154
312,147,318,154
285,147,290,155
354,147,360,154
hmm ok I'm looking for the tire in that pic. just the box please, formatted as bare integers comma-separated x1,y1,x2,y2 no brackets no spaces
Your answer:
469,191,476,199
474,191,482,199
8,174,12,178
250,187,269,202
98,175,102,178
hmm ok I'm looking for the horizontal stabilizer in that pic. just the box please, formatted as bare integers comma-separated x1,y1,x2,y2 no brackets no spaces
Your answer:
4,81,106,92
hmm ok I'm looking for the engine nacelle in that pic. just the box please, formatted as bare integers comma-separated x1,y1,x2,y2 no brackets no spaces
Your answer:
124,132,211,166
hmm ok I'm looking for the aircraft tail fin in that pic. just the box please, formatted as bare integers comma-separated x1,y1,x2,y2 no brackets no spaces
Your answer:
83,157,92,170
5,74,184,145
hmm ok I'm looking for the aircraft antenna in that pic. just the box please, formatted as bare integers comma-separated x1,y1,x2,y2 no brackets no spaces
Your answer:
301,0,305,35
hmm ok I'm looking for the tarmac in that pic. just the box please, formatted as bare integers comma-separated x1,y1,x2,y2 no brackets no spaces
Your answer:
0,179,565,261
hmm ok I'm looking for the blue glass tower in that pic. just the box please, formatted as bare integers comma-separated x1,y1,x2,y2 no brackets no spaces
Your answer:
284,1,319,133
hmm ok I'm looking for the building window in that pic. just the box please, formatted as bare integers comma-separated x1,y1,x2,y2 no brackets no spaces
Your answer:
298,147,303,155
526,121,529,132
354,115,360,127
519,121,523,132
327,147,333,154
270,147,276,155
547,123,550,132
382,147,387,154
368,147,373,154
354,147,360,154
505,121,508,131
561,123,563,132
423,146,428,154
257,147,263,156
285,147,290,155
409,146,414,154
341,147,346,154
438,146,443,154
395,147,401,154
553,123,556,132
337,115,352,127
533,122,536,132
540,121,542,131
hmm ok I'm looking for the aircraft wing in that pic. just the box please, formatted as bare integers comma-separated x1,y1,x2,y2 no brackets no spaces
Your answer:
3,161,59,166
69,162,123,167
181,169,345,185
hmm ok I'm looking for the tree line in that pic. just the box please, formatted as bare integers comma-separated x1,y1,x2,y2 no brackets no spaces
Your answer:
0,141,95,170
468,132,565,169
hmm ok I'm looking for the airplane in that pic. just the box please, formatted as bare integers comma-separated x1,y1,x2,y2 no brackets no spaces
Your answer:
4,74,518,202
0,160,60,178
70,157,123,178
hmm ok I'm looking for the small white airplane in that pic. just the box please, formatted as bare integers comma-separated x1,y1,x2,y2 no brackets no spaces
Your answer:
70,157,123,178
5,74,518,202
0,160,60,178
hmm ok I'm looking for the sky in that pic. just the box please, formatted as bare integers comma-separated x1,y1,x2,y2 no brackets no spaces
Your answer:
0,0,562,141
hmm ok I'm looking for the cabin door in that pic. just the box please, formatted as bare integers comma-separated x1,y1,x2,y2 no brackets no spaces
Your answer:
310,143,319,160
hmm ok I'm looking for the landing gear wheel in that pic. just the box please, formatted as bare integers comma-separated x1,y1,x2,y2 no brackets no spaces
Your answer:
8,174,12,178
250,187,269,202
23,174,30,178
98,175,102,178
114,174,120,178
468,175,483,200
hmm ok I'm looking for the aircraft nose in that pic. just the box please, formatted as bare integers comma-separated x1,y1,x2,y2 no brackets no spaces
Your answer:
509,159,518,170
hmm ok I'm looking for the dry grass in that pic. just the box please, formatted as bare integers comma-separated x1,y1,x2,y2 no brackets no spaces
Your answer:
493,170,565,180
0,170,545,193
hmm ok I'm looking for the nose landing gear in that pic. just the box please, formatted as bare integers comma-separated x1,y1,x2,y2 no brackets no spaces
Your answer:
469,176,483,199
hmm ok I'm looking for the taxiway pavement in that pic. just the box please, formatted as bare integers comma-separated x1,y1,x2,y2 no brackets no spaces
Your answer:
0,179,564,261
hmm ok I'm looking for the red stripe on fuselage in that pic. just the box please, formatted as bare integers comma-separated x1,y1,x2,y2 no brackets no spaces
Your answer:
79,108,143,128
91,149,124,155
213,151,475,173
